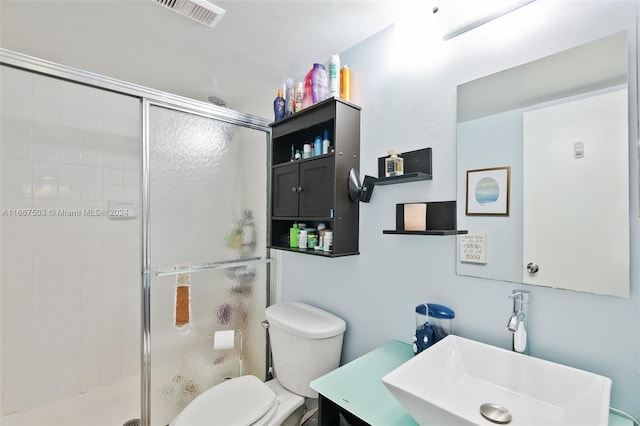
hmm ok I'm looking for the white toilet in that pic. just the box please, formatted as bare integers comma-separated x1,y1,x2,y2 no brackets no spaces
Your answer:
170,302,347,426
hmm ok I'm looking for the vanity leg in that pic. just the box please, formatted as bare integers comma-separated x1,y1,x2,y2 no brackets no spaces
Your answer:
317,394,341,426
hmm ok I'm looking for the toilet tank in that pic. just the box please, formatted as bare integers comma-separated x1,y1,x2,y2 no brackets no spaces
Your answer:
265,302,346,398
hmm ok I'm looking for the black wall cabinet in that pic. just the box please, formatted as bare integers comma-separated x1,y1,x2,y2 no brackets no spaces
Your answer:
269,98,361,257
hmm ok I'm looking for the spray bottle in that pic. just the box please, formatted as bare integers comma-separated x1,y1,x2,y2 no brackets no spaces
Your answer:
294,82,304,112
328,54,341,98
340,65,351,102
284,78,294,117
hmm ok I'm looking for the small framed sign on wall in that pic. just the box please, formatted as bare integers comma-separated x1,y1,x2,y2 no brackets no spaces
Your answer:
460,233,487,264
466,166,511,216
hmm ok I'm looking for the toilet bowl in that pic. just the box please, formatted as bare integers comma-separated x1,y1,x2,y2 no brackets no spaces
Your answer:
169,302,346,426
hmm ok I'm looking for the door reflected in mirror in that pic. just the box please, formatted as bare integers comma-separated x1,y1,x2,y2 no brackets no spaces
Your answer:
456,31,630,298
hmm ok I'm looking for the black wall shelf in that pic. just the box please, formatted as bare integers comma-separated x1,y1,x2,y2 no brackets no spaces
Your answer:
382,230,468,235
270,246,359,257
358,148,433,203
383,201,467,236
373,172,432,186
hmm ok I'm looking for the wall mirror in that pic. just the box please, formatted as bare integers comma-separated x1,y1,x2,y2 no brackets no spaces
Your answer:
456,31,631,297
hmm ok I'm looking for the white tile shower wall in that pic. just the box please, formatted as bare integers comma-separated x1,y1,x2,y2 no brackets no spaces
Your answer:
0,66,141,415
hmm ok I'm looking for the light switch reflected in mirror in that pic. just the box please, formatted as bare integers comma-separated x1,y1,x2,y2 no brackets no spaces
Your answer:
456,31,632,298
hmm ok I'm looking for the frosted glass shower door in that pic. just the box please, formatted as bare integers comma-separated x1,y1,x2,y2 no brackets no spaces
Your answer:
145,104,268,426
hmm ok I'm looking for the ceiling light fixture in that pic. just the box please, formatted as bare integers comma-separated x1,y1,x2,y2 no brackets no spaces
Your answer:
432,0,536,40
153,0,225,28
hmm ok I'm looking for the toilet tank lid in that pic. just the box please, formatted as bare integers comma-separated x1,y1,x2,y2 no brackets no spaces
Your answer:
266,302,346,339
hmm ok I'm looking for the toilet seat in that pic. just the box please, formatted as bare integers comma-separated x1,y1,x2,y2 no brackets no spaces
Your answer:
170,375,277,426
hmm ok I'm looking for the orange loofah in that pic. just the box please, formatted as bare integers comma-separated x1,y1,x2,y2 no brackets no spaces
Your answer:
175,285,190,326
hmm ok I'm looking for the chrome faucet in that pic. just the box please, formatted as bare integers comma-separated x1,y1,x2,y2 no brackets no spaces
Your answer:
507,290,530,354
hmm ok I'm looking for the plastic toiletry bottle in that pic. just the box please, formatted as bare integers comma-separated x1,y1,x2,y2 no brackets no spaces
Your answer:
290,144,295,162
298,229,308,249
284,78,294,117
294,82,304,112
329,54,341,98
340,65,351,102
322,130,330,154
323,230,333,252
385,150,404,177
273,88,285,122
314,136,322,156
305,228,317,248
294,149,301,160
289,223,299,248
302,68,314,109
311,63,328,103
302,144,311,159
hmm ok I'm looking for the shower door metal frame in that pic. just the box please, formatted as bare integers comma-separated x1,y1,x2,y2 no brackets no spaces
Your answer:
0,48,274,426
142,99,273,426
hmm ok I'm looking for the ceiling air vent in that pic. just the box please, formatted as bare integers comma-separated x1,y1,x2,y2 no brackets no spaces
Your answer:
154,0,225,27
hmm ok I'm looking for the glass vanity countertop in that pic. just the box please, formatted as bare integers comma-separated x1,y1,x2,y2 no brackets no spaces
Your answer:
310,339,632,426
310,340,417,425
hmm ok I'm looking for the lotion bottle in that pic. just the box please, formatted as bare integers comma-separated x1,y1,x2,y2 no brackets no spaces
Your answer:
322,130,330,154
314,136,322,156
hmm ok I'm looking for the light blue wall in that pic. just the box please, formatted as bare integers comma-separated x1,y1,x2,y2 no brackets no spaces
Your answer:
279,1,640,417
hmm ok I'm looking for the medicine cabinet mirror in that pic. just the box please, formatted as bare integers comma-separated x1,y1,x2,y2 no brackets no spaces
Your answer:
456,31,633,297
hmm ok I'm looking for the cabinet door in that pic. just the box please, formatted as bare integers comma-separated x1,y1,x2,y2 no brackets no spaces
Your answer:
272,164,299,217
299,157,335,217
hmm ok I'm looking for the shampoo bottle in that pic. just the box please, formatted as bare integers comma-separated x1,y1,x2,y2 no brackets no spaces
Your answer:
314,136,322,156
273,88,285,122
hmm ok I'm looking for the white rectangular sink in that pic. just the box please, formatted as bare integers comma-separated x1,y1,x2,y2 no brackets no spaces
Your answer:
382,335,611,426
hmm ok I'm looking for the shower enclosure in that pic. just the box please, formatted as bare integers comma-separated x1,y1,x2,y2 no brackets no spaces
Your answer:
143,103,269,425
0,50,272,426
